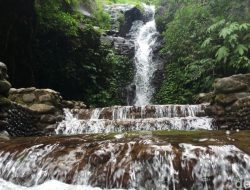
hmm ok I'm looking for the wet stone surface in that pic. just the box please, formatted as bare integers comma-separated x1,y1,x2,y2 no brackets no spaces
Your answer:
0,130,249,189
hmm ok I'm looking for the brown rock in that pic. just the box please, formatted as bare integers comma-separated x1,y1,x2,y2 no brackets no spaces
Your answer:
29,104,55,114
39,94,52,103
231,73,250,88
196,92,215,103
22,93,36,103
231,96,250,111
208,105,225,116
214,77,247,94
215,94,237,106
40,115,57,124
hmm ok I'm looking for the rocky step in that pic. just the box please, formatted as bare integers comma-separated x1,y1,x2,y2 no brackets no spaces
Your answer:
56,110,215,135
71,104,208,120
0,130,249,189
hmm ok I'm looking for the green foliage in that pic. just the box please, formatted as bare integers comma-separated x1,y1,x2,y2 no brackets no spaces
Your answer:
36,0,79,36
95,0,111,30
202,20,250,73
154,3,212,104
89,51,134,106
154,0,250,104
31,0,134,107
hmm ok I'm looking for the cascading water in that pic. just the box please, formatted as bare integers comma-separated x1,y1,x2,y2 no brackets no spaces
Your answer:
0,134,250,190
1,3,250,190
56,104,215,135
132,5,159,106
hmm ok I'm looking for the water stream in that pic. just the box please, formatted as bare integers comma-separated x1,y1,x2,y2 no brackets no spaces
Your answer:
0,3,250,190
0,132,250,190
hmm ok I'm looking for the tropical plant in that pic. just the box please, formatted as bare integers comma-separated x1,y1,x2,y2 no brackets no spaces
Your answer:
202,20,250,74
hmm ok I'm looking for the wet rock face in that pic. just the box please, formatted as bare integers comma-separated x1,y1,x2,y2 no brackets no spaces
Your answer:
205,73,250,129
119,7,144,37
102,35,135,58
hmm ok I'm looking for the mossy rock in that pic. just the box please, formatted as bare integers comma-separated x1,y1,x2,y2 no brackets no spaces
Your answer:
0,80,11,96
0,96,11,106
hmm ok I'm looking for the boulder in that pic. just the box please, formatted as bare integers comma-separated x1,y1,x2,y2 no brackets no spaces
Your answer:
10,87,36,94
29,104,55,114
0,96,11,106
214,94,238,106
214,77,247,94
119,7,144,37
0,80,11,96
104,4,133,32
40,115,57,124
62,100,87,109
22,93,36,103
196,92,215,103
39,94,53,103
231,96,250,111
231,73,250,87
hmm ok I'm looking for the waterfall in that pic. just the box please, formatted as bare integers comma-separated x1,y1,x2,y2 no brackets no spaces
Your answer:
1,3,250,190
132,5,159,106
0,136,249,190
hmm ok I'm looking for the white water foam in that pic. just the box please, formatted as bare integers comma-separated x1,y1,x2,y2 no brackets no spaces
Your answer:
0,179,131,190
56,109,214,135
0,140,249,190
